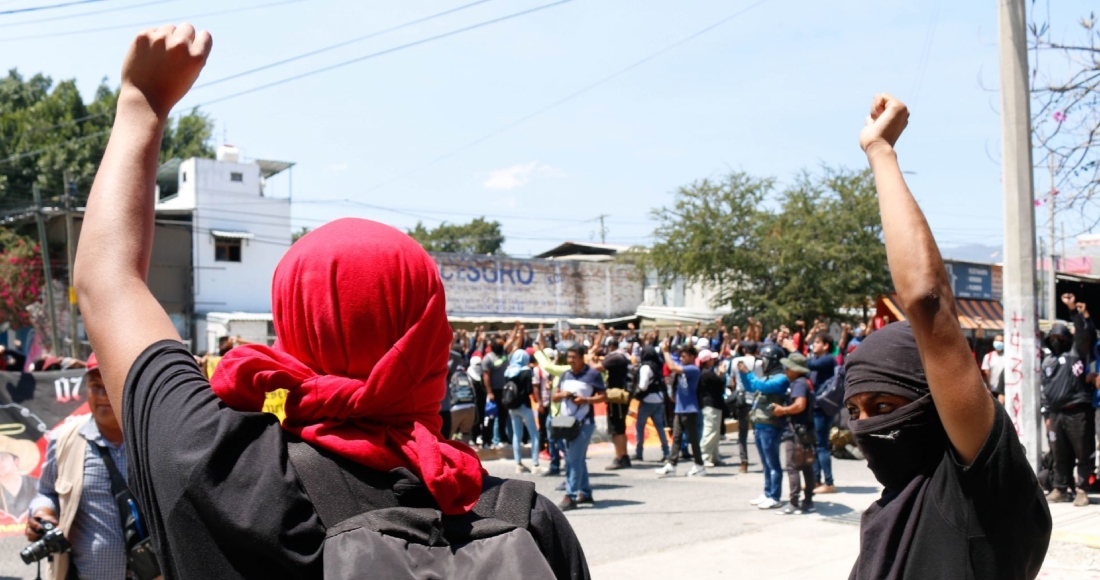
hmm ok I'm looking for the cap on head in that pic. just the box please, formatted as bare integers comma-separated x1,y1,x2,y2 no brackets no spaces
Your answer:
86,353,99,372
696,349,716,364
780,352,810,375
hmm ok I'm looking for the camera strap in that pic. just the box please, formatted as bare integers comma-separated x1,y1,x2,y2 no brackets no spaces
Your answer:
91,444,145,551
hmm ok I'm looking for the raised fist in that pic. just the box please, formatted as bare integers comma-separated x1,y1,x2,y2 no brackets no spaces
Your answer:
859,93,909,153
121,23,212,118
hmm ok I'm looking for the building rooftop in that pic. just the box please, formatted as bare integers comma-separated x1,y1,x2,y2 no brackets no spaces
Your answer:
535,241,632,260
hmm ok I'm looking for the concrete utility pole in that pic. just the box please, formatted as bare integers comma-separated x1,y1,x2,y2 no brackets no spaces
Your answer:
596,214,608,244
997,0,1043,470
1047,152,1057,322
32,184,61,356
64,174,80,358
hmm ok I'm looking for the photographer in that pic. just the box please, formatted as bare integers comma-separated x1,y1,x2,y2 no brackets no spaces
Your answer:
26,354,156,580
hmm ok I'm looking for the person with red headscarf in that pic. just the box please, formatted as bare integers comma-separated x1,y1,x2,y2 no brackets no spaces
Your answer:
74,24,588,580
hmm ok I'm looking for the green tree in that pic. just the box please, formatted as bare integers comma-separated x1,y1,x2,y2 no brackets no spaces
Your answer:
408,217,505,255
292,226,311,243
644,168,890,326
0,70,214,213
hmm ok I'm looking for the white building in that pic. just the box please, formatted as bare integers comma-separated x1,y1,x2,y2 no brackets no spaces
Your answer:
155,145,294,352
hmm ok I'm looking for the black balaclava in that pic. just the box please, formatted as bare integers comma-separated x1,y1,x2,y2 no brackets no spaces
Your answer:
844,322,948,491
491,339,505,357
1046,323,1071,356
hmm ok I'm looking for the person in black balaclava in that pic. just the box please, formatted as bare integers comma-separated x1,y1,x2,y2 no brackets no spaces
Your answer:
849,93,1050,580
1041,322,1094,506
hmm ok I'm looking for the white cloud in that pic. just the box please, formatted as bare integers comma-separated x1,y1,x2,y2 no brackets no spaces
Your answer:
482,162,564,190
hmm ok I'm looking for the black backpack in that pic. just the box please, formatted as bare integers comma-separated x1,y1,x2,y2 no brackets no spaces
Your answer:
814,365,847,417
449,372,476,406
288,441,555,580
500,370,532,410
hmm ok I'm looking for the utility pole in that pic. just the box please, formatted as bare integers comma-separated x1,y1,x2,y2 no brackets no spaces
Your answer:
596,214,608,244
997,0,1043,470
1048,151,1057,322
64,173,80,358
32,184,61,356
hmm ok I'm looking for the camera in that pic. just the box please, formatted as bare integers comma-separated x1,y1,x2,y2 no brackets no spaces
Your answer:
21,521,71,565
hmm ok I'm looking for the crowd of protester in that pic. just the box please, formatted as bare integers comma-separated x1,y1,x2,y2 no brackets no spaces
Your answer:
441,317,889,513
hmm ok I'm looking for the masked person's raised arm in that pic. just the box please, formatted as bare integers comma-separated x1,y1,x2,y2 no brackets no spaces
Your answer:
860,93,994,464
74,24,213,418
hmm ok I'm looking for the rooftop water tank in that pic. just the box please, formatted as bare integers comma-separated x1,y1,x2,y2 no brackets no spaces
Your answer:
216,144,240,163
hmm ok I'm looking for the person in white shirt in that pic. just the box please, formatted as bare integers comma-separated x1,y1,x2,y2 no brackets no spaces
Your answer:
981,335,1005,403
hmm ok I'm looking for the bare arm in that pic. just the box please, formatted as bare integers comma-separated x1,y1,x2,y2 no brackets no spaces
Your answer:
74,24,212,418
662,340,683,374
860,93,993,464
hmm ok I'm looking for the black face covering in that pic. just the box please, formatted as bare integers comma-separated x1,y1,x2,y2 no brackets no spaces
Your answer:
491,342,505,356
849,394,947,491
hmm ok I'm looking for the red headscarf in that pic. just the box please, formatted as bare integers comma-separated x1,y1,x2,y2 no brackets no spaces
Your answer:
210,218,483,515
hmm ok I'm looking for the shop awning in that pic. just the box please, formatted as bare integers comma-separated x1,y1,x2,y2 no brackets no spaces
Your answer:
879,294,1004,331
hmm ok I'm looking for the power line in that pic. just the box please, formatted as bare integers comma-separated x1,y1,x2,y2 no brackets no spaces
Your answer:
192,0,575,107
193,0,494,90
0,0,177,27
345,0,776,199
0,0,305,43
0,0,113,16
0,110,113,145
0,0,567,163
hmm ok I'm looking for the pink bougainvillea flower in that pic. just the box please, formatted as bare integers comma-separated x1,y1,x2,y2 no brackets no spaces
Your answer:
1051,188,1059,196
1053,111,1065,123
1035,199,1043,207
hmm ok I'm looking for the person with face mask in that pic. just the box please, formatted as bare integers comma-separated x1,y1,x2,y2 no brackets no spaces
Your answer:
1041,323,1094,507
981,335,1006,403
847,93,1051,580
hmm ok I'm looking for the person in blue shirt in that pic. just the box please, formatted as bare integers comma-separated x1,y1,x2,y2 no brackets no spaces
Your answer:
552,343,607,512
739,344,791,509
656,342,707,477
807,332,840,494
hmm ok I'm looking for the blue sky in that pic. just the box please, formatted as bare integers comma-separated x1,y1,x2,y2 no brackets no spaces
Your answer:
3,0,1094,257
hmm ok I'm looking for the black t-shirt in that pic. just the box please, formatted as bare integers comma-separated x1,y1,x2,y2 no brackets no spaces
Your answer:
601,351,630,389
697,369,726,410
851,406,1051,580
123,341,590,580
780,377,814,439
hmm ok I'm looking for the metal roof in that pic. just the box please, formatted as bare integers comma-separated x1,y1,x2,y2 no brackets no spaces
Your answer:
210,229,255,240
535,241,632,260
255,159,295,178
205,312,274,324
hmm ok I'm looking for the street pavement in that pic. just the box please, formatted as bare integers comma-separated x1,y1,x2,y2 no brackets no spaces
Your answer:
0,436,1094,579
485,436,1100,580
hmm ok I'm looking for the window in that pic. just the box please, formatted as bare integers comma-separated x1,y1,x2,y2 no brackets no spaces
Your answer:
230,172,243,182
214,238,242,262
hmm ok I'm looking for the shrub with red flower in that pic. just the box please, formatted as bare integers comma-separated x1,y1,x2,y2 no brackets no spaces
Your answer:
0,230,44,328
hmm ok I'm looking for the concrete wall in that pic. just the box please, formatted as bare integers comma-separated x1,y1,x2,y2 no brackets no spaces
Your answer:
185,158,291,315
432,253,642,319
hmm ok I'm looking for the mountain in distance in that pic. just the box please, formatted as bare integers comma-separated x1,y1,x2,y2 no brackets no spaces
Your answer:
939,243,1003,264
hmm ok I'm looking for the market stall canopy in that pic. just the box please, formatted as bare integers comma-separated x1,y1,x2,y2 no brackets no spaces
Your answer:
878,294,1004,331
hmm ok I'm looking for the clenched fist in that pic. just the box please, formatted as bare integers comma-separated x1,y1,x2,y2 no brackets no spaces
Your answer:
121,23,212,119
859,93,909,154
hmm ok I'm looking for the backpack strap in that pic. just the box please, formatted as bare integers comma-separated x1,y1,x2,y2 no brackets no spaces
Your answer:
471,476,535,530
289,441,536,531
288,440,397,528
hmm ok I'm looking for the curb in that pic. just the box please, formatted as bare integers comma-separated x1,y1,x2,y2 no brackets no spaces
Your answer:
1051,531,1100,549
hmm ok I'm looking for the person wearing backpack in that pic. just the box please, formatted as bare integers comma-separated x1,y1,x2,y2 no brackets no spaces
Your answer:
807,332,839,494
504,350,540,474
633,346,671,463
448,353,479,444
74,25,590,580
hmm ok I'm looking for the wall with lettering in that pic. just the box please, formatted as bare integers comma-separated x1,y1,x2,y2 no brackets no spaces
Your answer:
432,253,642,318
